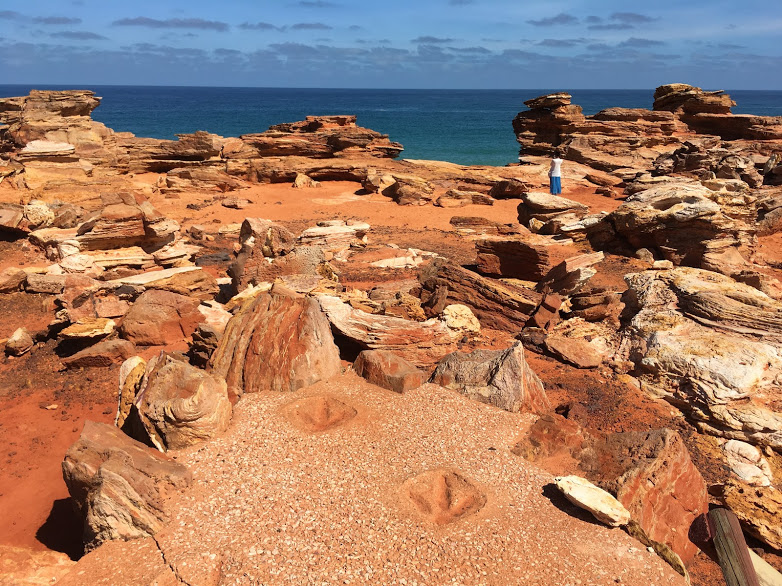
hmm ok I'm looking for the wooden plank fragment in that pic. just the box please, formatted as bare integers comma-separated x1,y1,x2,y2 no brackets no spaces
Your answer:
709,508,761,586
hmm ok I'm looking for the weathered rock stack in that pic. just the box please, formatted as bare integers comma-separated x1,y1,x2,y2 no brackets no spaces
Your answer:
513,83,782,182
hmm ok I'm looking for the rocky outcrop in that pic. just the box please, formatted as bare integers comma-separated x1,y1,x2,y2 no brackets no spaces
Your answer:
130,354,232,451
654,84,782,140
619,267,782,449
653,139,764,187
239,115,403,159
513,84,782,179
601,183,755,271
0,90,113,159
419,260,542,332
585,429,708,565
429,341,549,413
652,83,735,115
317,294,457,368
512,93,586,155
516,192,589,234
210,287,342,398
119,131,223,173
475,233,579,281
62,420,192,550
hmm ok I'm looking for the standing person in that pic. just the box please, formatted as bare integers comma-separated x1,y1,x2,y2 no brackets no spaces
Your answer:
549,150,563,195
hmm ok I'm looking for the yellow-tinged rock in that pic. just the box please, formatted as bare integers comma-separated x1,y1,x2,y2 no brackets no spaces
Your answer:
555,475,631,527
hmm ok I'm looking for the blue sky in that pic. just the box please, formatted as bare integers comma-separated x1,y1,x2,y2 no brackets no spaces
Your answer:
1,0,781,88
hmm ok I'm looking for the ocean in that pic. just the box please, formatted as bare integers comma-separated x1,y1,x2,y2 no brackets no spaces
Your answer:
1,86,781,166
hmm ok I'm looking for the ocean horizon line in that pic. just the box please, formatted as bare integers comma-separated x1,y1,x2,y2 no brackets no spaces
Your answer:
2,83,781,93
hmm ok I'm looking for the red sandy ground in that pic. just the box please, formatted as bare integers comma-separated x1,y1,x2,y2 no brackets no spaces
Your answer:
0,177,780,584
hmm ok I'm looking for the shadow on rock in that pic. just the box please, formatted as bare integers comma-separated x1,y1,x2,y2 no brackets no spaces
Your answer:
36,497,84,561
541,482,606,528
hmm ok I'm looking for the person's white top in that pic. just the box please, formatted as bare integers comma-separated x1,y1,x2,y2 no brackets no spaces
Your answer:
549,157,563,177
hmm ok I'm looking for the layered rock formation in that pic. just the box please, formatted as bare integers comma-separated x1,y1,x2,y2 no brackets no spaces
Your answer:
619,267,782,449
240,115,403,159
62,421,192,550
210,286,342,398
513,84,782,184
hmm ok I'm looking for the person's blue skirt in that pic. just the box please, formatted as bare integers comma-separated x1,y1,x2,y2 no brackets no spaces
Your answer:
550,176,562,195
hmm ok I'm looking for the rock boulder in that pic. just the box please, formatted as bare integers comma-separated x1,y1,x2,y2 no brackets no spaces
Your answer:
429,341,549,413
210,286,342,398
131,355,232,451
62,421,192,550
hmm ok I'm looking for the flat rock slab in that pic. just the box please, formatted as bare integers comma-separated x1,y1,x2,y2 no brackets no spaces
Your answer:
60,318,116,340
62,339,135,369
109,266,201,286
318,294,457,368
64,374,686,585
545,334,603,369
475,234,579,281
555,475,631,527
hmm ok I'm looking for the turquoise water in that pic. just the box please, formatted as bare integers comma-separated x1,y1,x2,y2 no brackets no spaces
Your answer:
1,86,780,166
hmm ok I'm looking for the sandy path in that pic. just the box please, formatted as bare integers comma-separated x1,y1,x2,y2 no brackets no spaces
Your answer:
115,373,685,586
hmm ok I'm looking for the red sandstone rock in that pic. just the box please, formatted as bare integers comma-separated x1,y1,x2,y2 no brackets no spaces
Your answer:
241,115,403,159
0,267,27,293
536,252,604,296
544,335,603,369
448,216,527,236
606,183,754,269
62,420,192,550
419,260,542,333
435,189,494,208
353,350,427,393
209,287,342,398
524,293,563,331
475,234,579,281
120,289,202,346
62,339,136,369
653,83,734,115
317,294,457,368
565,289,623,323
586,429,708,565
